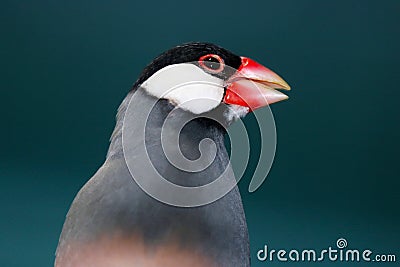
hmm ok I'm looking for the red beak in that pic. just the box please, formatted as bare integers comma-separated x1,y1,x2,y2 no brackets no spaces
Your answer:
223,57,291,110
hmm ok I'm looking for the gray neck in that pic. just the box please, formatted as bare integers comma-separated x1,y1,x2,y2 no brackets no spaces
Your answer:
106,90,134,161
106,89,229,165
95,89,248,266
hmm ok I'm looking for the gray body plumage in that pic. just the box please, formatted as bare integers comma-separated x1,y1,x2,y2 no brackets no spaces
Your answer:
56,89,250,266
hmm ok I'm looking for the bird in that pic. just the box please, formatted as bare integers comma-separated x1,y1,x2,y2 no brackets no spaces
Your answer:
55,42,290,267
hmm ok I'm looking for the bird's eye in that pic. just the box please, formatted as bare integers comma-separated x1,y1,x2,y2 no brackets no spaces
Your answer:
198,54,224,73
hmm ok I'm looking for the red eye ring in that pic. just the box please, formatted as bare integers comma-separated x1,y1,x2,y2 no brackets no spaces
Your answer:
198,54,225,73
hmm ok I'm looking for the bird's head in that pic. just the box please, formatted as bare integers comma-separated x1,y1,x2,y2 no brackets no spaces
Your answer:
135,42,290,122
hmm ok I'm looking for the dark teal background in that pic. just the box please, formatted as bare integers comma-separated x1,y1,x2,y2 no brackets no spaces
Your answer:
1,0,399,266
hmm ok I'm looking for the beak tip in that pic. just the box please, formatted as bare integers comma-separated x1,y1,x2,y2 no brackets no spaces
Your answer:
278,94,289,103
278,80,291,91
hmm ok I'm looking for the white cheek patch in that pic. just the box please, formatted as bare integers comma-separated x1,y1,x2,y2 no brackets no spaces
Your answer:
141,64,225,114
164,83,223,114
